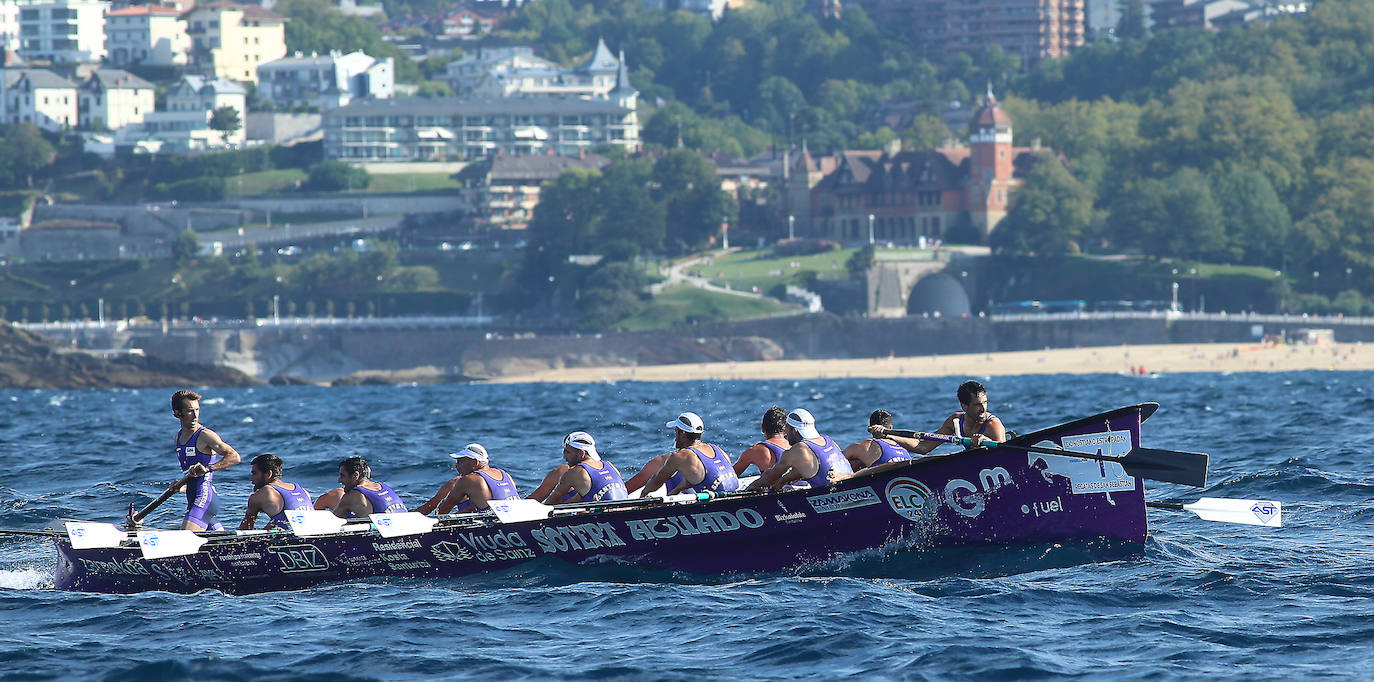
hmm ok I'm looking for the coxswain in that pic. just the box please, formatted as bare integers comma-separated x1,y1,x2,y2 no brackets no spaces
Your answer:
872,380,1007,454
325,457,408,518
238,453,313,530
745,408,853,492
732,406,790,477
541,431,628,505
638,412,740,496
842,409,912,471
169,389,242,531
415,443,521,515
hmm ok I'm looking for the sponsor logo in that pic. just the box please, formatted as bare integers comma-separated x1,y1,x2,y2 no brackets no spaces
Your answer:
78,558,150,577
457,530,528,552
268,544,330,573
1021,496,1064,518
624,509,766,542
370,539,421,552
944,479,982,518
432,537,535,563
807,487,880,514
773,512,807,523
884,478,935,521
431,540,474,562
531,522,627,554
1035,430,1136,494
1251,502,1279,524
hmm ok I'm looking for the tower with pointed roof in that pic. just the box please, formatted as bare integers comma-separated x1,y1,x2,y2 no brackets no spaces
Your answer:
967,85,1015,237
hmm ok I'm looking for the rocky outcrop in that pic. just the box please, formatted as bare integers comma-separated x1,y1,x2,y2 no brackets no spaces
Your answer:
0,322,261,389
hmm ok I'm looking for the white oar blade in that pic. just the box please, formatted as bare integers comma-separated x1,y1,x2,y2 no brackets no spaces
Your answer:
287,509,347,536
1184,498,1283,527
66,522,129,549
371,512,437,538
489,499,551,523
137,530,206,559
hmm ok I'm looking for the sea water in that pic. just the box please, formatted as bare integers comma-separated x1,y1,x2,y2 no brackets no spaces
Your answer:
0,372,1370,680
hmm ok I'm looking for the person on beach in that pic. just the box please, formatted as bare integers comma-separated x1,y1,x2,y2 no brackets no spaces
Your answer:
637,412,740,496
870,380,1006,454
745,408,853,492
843,409,912,471
320,457,408,518
415,443,521,515
238,453,313,531
732,406,790,477
170,389,242,531
541,431,628,505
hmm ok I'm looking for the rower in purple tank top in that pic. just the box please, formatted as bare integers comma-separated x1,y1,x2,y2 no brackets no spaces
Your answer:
416,443,522,514
169,389,242,532
843,409,913,472
239,453,313,531
542,431,628,504
329,456,408,518
640,411,741,496
733,406,791,477
744,408,853,492
870,380,1009,456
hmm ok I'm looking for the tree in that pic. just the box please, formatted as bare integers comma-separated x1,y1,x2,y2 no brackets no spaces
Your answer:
1211,170,1291,266
0,123,56,187
172,229,200,261
208,106,242,147
307,160,370,191
1116,0,1147,40
846,244,875,277
652,149,736,251
992,153,1094,255
1109,169,1226,260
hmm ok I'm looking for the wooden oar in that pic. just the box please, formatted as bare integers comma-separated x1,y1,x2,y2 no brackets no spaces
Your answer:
889,430,1209,487
126,472,197,528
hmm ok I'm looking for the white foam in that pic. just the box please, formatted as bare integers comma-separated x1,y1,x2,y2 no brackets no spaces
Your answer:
0,568,52,590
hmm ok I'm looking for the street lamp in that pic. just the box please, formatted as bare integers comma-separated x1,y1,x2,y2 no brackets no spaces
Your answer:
1313,270,1320,294
788,215,795,240
867,214,875,245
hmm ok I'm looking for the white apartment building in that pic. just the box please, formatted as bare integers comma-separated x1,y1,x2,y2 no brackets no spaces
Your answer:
443,39,622,99
78,68,153,130
1,68,77,130
183,2,286,84
134,74,247,149
18,0,107,64
0,0,19,53
106,4,189,66
257,49,393,111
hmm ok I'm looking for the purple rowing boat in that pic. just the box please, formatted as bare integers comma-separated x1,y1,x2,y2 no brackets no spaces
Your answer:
53,403,1169,595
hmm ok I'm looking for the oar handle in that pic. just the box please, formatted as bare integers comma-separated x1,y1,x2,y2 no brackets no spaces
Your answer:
129,472,196,526
888,430,976,446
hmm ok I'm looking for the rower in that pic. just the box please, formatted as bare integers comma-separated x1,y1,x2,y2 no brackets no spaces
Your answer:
732,406,789,476
415,443,521,515
325,457,408,518
541,431,628,505
745,408,853,492
238,453,313,531
170,389,242,531
842,410,912,471
638,412,740,496
872,380,1007,454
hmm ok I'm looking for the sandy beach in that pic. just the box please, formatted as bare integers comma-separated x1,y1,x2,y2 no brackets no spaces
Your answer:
485,341,1374,384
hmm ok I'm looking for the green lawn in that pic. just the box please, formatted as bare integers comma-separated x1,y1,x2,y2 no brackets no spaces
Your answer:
690,247,856,292
361,172,461,194
227,169,308,197
618,285,794,331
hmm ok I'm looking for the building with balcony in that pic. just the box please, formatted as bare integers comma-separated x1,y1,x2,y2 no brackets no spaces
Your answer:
458,152,611,228
442,38,623,99
257,49,393,111
182,2,286,84
18,0,107,64
851,0,1085,66
106,4,189,66
78,68,153,130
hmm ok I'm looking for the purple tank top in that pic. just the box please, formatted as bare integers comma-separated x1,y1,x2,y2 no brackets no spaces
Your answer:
954,412,997,436
353,481,407,517
561,461,627,503
453,468,521,512
680,444,740,494
870,438,912,467
267,482,313,529
800,435,853,488
175,427,215,507
760,441,787,469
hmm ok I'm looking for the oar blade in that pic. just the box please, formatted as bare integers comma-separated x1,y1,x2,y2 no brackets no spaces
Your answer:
489,499,552,523
1122,447,1210,488
286,509,347,537
1184,497,1283,527
371,512,437,538
136,530,206,559
66,522,129,549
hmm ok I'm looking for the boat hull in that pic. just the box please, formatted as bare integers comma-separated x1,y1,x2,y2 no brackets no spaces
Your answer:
54,404,1154,594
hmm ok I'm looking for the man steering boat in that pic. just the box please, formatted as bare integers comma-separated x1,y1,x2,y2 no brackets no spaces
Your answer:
169,389,242,531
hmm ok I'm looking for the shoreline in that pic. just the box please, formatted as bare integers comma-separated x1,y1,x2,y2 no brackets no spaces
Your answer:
482,342,1373,384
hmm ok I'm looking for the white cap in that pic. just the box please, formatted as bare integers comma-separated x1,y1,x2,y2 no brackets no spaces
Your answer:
564,431,596,452
786,408,820,439
666,411,705,434
449,443,489,463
